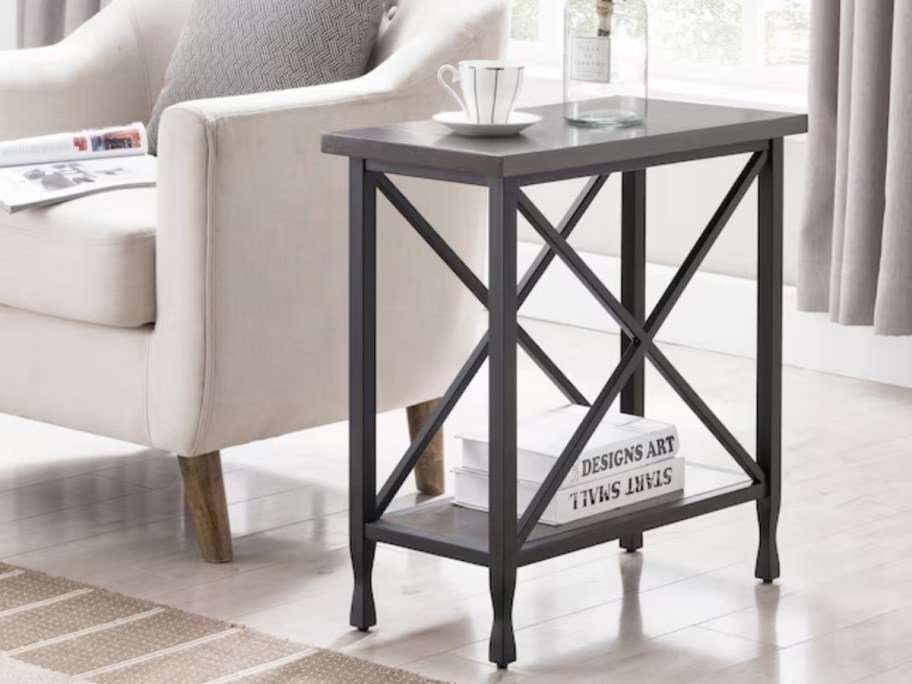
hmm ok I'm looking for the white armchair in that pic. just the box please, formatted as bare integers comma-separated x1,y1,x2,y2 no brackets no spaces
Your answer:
0,0,508,561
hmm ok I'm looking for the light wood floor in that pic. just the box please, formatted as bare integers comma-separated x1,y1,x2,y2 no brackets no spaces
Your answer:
2,319,912,683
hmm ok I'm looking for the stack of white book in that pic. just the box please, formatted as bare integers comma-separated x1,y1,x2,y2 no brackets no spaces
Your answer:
454,406,684,525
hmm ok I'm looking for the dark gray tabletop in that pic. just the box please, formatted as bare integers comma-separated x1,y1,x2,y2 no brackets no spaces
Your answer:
322,99,807,180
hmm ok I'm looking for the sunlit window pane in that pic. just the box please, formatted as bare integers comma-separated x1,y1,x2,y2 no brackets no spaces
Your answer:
512,0,541,42
766,0,811,66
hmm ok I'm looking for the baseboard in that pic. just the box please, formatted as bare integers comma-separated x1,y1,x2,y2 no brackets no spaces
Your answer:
517,242,912,389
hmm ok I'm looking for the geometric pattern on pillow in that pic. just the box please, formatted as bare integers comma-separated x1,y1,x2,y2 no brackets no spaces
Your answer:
147,0,385,153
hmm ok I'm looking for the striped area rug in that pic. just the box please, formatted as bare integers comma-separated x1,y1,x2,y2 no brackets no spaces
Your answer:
0,563,440,683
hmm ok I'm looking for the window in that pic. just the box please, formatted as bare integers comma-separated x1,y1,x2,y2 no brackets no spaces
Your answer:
511,0,810,107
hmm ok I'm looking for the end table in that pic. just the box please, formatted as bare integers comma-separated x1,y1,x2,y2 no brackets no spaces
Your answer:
323,99,807,669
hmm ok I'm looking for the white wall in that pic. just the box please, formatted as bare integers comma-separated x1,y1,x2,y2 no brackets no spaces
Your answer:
0,0,16,51
518,244,912,390
520,140,806,286
516,76,807,285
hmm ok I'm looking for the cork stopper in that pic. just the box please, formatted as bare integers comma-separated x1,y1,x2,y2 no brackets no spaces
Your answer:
596,0,614,17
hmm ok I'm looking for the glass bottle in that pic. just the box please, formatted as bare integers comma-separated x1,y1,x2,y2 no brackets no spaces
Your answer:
563,0,648,127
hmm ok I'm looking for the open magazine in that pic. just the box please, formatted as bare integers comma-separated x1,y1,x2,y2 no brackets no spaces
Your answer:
0,123,156,213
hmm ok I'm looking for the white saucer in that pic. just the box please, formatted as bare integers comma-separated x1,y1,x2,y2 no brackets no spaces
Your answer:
433,111,542,137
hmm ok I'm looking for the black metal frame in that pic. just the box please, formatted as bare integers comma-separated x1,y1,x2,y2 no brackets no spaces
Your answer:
348,140,784,668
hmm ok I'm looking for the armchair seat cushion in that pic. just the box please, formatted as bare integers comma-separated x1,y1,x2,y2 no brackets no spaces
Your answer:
0,189,156,328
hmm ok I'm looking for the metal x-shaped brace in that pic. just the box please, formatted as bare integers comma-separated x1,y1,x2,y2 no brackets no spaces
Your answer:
515,151,768,542
374,151,769,540
375,173,606,515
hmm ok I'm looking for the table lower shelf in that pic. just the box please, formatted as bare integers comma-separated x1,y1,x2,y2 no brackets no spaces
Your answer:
366,462,764,567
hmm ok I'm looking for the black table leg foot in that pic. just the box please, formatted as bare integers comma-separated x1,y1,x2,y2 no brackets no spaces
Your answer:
489,603,517,670
620,532,644,553
350,539,377,630
488,512,518,669
754,497,780,583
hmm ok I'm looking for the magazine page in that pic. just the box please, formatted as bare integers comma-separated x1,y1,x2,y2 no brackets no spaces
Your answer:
0,123,148,168
0,156,157,214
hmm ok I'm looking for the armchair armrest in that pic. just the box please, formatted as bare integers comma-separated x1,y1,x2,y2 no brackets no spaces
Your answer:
0,1,151,142
147,3,508,456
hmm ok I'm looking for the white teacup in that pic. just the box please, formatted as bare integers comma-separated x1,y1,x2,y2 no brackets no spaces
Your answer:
437,60,525,125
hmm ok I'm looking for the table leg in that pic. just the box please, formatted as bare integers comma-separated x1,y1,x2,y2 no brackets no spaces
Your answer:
756,138,783,583
620,169,647,553
488,177,519,669
349,159,378,629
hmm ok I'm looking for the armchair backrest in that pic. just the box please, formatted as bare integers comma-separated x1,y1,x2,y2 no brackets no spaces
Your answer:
370,0,507,69
0,0,506,143
127,0,192,105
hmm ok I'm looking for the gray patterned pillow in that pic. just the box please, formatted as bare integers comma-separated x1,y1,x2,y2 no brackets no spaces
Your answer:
148,0,385,154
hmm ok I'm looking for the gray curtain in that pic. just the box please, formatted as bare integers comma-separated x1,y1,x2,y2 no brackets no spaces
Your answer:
799,0,912,335
17,0,113,49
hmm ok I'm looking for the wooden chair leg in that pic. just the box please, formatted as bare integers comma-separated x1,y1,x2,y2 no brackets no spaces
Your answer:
407,399,445,496
178,451,233,563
